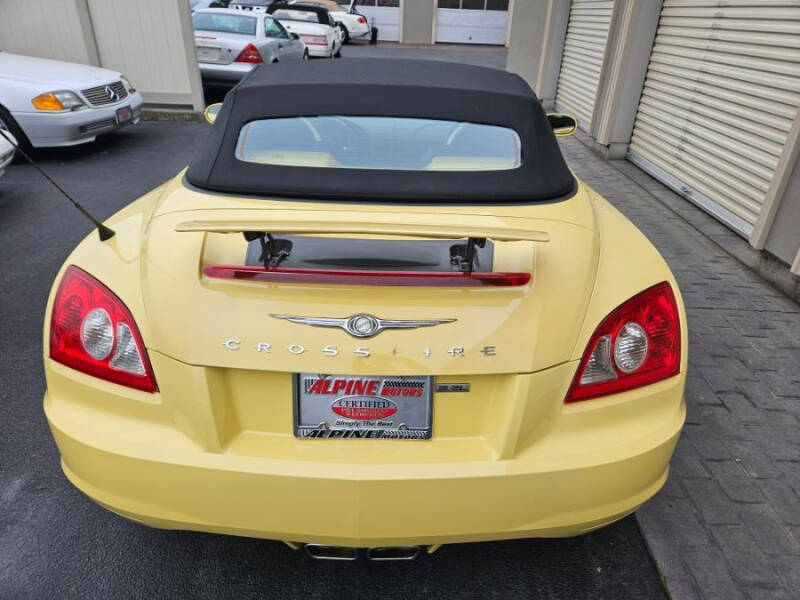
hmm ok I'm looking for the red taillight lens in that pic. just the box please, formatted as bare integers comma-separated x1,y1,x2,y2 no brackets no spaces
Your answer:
565,282,680,403
357,16,367,24
235,43,262,63
49,266,158,393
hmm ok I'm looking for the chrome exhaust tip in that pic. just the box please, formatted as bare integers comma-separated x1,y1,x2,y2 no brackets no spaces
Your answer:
366,546,421,561
304,544,358,561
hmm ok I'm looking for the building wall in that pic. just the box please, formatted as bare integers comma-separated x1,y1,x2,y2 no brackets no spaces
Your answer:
0,0,203,110
507,0,800,279
0,0,98,65
765,139,800,268
505,0,568,108
86,0,203,108
401,0,435,45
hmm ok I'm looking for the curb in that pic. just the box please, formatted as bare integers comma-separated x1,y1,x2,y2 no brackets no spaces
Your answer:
141,108,203,123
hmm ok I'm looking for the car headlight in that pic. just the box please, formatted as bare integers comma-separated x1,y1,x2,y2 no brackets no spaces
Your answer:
120,75,136,93
31,91,85,111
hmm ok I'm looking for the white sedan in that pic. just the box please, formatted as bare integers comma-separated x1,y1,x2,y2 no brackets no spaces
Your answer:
0,52,143,149
290,0,370,42
267,2,343,58
0,130,15,179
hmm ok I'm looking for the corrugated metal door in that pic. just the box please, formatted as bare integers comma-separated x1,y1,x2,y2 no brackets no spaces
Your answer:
627,1,800,236
554,0,614,128
435,1,510,46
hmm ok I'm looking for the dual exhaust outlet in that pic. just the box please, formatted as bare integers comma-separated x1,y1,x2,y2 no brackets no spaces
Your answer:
304,544,421,561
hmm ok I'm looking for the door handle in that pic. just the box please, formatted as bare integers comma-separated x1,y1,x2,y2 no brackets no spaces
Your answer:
278,44,283,48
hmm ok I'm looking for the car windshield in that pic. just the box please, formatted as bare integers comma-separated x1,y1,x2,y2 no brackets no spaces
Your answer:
235,116,522,171
271,9,323,23
193,13,257,35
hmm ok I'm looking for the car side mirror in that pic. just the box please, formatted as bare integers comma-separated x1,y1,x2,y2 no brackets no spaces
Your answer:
548,113,578,137
204,103,223,125
290,32,300,40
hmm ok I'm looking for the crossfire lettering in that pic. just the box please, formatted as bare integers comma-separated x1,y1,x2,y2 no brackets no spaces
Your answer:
221,339,497,358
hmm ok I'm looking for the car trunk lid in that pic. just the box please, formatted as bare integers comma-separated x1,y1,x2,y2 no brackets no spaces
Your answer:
141,182,599,376
194,31,254,65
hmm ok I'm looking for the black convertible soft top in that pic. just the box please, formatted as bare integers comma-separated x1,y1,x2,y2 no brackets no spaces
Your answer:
186,59,576,203
267,2,331,23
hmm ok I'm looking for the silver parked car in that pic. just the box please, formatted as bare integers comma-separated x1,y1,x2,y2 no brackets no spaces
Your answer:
193,9,307,85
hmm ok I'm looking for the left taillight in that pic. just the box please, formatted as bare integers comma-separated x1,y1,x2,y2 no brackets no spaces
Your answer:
49,266,158,393
565,281,681,403
235,43,263,63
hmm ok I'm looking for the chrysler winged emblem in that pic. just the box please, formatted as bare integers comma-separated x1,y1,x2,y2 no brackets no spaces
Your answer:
270,313,456,338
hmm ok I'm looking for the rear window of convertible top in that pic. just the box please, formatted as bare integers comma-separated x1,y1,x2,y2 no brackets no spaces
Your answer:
234,116,523,171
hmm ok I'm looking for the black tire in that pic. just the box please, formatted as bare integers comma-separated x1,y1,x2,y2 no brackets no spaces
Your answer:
337,22,350,44
0,105,33,155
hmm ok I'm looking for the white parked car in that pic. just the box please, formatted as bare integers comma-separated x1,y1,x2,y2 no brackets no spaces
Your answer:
267,2,343,58
289,0,370,42
194,9,308,84
0,52,143,150
0,130,15,178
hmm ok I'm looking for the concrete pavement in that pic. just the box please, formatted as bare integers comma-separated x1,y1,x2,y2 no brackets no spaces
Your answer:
561,133,800,600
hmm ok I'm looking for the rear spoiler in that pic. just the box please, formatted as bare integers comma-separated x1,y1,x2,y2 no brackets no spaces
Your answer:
174,220,550,243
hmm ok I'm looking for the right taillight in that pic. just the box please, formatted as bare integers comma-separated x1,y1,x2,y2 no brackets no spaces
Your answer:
235,43,263,63
565,282,680,403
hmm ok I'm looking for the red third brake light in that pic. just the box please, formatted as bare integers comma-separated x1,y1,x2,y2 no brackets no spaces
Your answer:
235,43,263,64
49,266,157,392
203,265,531,287
565,282,681,403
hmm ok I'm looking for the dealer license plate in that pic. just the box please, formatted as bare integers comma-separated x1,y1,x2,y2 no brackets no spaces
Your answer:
116,106,133,124
295,374,433,439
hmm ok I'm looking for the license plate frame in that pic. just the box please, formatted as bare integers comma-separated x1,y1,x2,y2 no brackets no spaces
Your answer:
196,46,221,62
115,105,133,124
294,374,433,439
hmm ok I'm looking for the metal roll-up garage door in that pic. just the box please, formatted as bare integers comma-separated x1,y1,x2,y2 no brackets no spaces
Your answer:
435,1,510,46
627,1,800,236
554,0,614,129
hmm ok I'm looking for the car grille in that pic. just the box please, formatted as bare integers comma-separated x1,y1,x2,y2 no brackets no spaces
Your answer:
81,81,128,107
79,118,117,133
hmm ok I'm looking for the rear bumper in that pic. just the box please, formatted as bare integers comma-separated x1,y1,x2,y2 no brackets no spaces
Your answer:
347,22,371,38
45,357,685,547
13,92,143,148
198,62,255,84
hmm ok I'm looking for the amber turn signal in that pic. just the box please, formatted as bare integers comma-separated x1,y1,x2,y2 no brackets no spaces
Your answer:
31,92,65,111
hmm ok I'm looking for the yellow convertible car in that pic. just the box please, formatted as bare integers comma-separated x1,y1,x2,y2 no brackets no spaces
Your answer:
44,59,686,560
